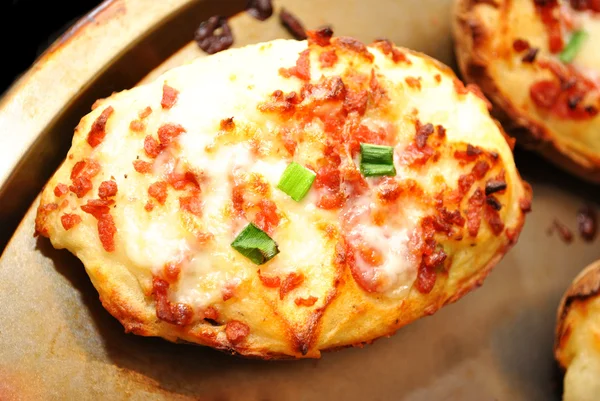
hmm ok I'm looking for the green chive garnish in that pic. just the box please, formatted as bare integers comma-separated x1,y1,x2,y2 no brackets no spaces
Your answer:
231,223,279,265
559,30,588,64
360,143,396,177
277,162,316,201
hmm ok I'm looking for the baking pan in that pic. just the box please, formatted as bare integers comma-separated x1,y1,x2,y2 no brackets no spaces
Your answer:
1,0,599,399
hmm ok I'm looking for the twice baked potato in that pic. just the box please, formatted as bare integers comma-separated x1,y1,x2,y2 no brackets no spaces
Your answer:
556,260,600,401
35,31,531,358
454,0,600,182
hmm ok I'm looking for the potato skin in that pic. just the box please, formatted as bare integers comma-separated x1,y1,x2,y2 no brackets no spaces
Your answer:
35,36,531,359
555,261,600,401
453,0,600,182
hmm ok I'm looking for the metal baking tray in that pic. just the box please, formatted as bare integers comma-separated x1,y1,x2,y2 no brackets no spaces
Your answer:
1,0,599,399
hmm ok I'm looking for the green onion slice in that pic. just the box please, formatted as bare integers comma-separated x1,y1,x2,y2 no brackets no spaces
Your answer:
559,30,588,64
360,143,396,177
231,223,279,265
277,162,316,201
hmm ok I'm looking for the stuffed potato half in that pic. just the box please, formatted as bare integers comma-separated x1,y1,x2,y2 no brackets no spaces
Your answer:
454,0,600,182
556,260,600,401
35,31,531,358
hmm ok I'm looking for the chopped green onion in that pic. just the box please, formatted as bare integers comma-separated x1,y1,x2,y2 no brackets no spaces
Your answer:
277,162,316,201
360,143,396,177
559,30,588,64
231,223,279,265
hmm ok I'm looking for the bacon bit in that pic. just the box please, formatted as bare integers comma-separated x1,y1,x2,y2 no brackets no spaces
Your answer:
132,160,152,174
54,183,68,197
280,129,297,155
179,195,202,216
550,219,573,243
317,192,345,210
158,123,186,147
522,48,539,63
74,159,99,179
405,76,422,90
69,177,93,198
167,171,200,190
220,117,235,131
144,135,161,158
472,160,490,179
440,208,466,227
369,69,387,104
60,213,82,231
81,199,114,219
98,213,117,252
319,50,338,68
534,0,564,53
570,0,600,11
70,161,86,180
279,49,311,81
279,272,305,299
466,188,485,237
376,177,402,203
513,38,530,52
164,260,182,283
307,27,334,47
161,84,179,109
129,120,145,132
40,203,58,213
98,180,118,199
577,205,597,242
343,89,369,115
279,8,307,40
295,296,318,307
415,263,438,294
225,320,250,345
520,197,532,213
87,106,114,148
254,199,280,235
454,144,482,162
139,106,152,119
258,270,281,288
485,179,507,195
530,80,560,109
434,74,441,83
148,181,168,205
485,203,505,235
145,201,154,212
414,216,448,294
400,143,435,167
415,122,434,149
431,127,444,143
152,277,193,326
334,37,375,62
203,306,219,321
372,39,411,64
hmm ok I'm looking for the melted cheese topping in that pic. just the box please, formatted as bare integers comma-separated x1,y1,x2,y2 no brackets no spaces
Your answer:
37,36,522,331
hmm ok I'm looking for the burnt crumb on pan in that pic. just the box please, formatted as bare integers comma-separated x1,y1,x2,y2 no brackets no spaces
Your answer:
577,205,597,242
548,219,574,244
194,16,234,54
521,47,539,63
279,8,307,40
246,0,273,21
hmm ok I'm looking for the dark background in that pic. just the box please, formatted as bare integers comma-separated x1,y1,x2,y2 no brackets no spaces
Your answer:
0,0,103,94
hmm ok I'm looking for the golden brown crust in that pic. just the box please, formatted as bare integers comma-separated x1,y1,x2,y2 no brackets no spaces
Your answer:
453,0,600,182
555,260,600,369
